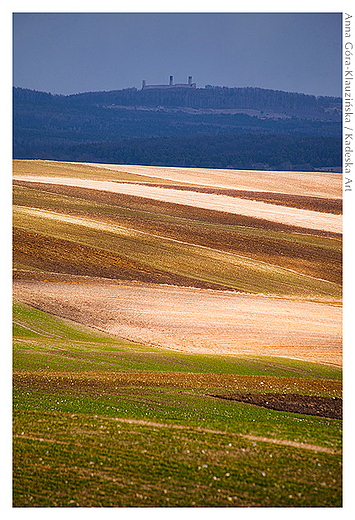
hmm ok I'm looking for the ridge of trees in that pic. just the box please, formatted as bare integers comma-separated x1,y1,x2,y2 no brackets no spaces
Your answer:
14,133,341,172
13,86,341,118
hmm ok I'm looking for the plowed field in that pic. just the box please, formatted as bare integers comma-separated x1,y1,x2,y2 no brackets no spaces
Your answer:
12,174,342,233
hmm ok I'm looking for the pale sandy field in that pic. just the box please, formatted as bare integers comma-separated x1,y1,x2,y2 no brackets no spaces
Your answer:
87,162,342,199
13,276,342,366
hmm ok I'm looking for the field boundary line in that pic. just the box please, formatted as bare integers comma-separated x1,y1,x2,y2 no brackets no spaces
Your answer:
13,420,341,454
13,434,70,444
240,434,341,454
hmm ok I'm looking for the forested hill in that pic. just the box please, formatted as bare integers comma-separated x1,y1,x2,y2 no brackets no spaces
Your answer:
14,85,341,119
13,86,342,171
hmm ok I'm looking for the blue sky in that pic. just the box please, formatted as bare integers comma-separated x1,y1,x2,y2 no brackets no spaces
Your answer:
13,12,342,97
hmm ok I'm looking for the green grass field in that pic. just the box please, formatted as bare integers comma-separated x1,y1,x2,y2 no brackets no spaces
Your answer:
13,301,342,507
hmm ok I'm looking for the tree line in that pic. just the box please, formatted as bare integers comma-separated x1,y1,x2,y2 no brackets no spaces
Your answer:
15,133,341,172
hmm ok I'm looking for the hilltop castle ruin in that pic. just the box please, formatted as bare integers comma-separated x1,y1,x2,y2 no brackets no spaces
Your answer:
142,76,196,90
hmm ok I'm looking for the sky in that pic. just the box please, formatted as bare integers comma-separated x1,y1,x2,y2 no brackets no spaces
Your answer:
13,12,342,98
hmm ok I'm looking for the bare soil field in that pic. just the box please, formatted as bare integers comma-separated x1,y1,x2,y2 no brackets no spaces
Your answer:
13,274,342,366
212,393,342,419
132,183,342,214
12,175,342,233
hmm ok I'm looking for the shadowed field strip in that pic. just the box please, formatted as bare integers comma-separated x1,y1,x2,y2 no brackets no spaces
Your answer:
14,205,339,281
12,175,342,233
13,206,341,299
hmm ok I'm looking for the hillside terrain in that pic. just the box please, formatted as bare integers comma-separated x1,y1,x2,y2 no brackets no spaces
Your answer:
13,160,342,507
13,86,342,170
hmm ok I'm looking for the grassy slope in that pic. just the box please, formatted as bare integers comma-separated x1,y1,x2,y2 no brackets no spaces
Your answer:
13,301,342,380
13,301,342,507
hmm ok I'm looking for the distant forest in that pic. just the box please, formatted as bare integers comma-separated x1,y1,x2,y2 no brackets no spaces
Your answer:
13,86,342,171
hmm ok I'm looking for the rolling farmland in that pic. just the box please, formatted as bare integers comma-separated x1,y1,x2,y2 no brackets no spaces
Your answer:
12,159,342,507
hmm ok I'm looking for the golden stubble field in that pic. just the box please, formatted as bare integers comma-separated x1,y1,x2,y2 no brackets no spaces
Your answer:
87,162,343,199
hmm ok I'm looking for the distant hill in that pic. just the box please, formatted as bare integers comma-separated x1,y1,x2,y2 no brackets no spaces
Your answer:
14,85,342,118
13,86,342,171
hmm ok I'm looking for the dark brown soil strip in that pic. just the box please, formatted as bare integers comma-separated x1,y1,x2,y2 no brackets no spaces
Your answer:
12,228,238,292
211,393,342,419
13,370,342,395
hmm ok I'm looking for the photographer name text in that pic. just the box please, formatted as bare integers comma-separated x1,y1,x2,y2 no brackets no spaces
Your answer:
345,13,354,192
